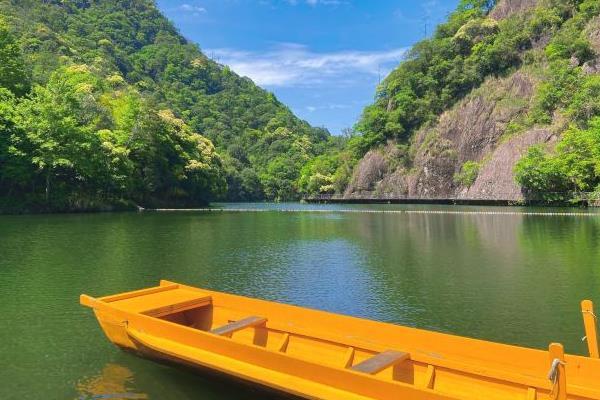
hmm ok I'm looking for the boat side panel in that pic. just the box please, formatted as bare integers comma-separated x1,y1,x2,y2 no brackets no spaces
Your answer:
126,326,458,400
182,284,600,390
120,314,562,400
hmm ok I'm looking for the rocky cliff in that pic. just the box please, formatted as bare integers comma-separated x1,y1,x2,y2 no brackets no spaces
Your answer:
345,70,557,200
344,0,600,201
489,0,538,20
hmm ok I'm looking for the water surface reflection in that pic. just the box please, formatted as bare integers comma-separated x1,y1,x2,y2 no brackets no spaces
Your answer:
0,205,599,399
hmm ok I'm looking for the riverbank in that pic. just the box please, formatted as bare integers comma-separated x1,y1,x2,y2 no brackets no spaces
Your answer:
303,193,600,207
147,206,600,217
3,200,599,215
0,196,138,215
0,196,215,215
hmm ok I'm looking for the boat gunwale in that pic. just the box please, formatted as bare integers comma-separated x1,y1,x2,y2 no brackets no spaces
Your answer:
81,281,600,399
98,282,179,303
169,281,600,370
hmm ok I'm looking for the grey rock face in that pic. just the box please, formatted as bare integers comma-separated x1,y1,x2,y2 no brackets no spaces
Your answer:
344,72,538,200
344,151,388,196
489,0,539,20
461,129,555,201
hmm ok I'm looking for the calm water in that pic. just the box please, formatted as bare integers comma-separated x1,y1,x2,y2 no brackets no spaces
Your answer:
1,203,600,399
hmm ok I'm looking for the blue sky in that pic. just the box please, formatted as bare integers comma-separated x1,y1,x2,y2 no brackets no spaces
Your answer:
156,0,460,135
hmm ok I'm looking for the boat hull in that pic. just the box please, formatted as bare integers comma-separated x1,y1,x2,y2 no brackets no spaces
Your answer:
81,281,600,400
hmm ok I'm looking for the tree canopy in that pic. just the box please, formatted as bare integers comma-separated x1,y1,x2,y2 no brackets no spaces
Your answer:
0,0,337,210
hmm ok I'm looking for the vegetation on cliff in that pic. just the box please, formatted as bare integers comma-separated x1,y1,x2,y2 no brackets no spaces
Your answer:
515,118,600,198
301,0,528,196
299,0,600,201
513,2,600,200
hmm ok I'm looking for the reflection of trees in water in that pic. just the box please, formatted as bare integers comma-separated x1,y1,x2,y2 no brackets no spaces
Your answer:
76,363,147,400
341,212,600,352
517,214,600,302
519,215,600,268
516,216,600,353
352,212,525,266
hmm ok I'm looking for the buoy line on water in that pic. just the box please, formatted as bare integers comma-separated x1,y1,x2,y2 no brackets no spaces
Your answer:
150,208,600,217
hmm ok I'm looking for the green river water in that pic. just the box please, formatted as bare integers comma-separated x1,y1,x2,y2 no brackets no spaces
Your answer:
1,203,600,399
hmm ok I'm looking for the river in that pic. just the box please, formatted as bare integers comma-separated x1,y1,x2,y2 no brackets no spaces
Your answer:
1,203,599,399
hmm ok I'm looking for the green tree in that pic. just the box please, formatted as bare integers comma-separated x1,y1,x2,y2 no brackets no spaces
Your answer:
0,89,31,194
515,119,600,197
0,18,30,97
454,161,481,187
14,65,111,202
128,109,224,205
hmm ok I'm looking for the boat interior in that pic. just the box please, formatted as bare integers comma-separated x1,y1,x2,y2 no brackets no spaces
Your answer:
143,295,418,384
100,283,444,387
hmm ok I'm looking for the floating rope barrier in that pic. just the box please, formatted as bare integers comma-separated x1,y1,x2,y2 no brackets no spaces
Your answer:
149,208,600,217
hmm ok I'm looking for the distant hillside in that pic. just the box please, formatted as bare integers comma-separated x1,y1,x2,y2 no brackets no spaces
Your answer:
299,0,600,203
0,0,339,212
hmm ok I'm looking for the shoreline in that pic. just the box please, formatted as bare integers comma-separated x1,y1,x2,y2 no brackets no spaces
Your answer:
3,193,600,216
3,203,600,217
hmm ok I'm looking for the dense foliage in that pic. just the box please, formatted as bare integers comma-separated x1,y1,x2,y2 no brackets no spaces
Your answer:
515,119,600,200
509,1,600,200
0,53,225,210
0,0,335,210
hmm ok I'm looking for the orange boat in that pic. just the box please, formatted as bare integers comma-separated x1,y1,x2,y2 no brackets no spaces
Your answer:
80,280,600,400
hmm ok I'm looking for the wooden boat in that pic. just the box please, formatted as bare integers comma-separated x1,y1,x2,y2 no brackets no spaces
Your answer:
81,280,600,400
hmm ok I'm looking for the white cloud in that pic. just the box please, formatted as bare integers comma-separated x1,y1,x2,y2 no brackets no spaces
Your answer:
286,0,345,6
328,103,351,109
306,103,352,112
177,3,207,15
208,43,407,88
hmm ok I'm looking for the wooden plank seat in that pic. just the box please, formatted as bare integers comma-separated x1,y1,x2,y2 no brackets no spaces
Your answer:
142,296,212,318
350,350,410,374
210,316,267,336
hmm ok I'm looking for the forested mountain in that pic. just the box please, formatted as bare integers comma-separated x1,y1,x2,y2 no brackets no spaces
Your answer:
0,0,339,212
299,0,600,202
5,0,597,210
